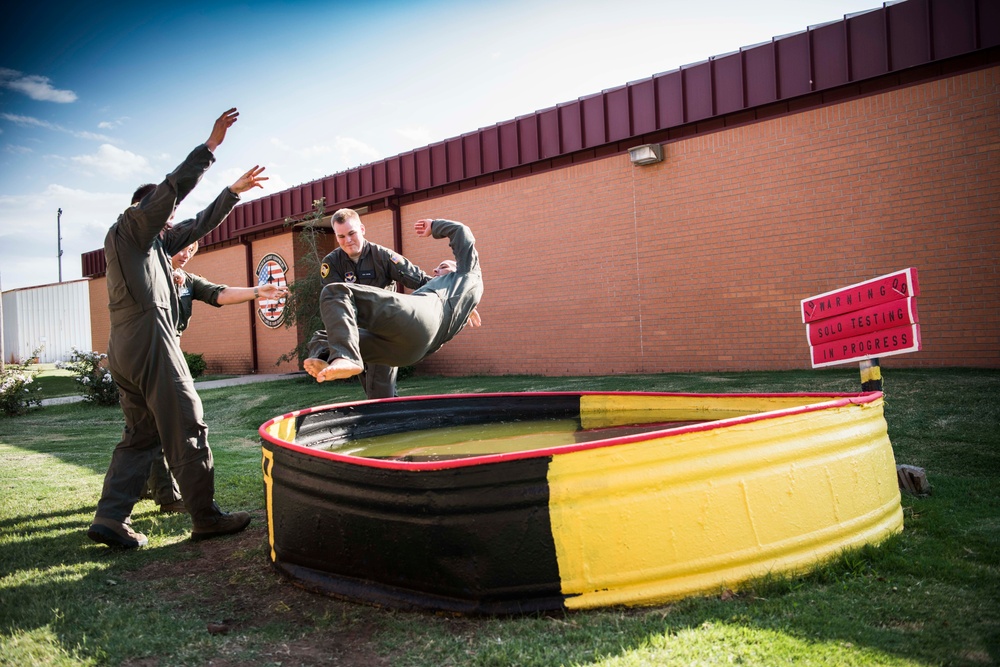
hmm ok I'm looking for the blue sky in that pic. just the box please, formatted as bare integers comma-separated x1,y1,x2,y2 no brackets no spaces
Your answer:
1,0,877,291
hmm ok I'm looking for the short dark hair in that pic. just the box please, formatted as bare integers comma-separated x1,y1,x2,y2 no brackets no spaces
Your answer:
331,208,361,227
131,183,156,205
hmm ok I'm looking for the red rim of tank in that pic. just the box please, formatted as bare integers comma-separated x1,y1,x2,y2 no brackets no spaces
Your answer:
259,390,884,471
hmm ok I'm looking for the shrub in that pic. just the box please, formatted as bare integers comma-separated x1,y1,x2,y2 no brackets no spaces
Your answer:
184,352,207,378
59,348,120,406
0,350,44,417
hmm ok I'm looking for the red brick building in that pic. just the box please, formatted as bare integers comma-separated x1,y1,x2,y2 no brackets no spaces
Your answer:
84,0,1000,375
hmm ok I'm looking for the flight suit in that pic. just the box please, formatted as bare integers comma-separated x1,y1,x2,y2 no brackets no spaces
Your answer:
144,270,226,507
317,240,430,398
316,219,483,370
95,144,240,526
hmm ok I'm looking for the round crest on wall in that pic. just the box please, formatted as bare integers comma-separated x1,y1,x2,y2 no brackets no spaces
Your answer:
256,253,288,328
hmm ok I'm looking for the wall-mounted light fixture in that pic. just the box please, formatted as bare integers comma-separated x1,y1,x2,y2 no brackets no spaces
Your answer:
628,143,664,166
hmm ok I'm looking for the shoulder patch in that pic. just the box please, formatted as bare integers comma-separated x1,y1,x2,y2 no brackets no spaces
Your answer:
389,253,403,264
320,263,330,279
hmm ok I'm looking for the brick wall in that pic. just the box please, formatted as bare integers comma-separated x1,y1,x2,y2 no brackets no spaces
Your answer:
404,66,1000,375
179,244,255,374
88,277,109,355
88,65,1000,375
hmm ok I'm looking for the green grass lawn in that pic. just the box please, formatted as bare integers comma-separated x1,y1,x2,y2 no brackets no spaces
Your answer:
27,364,81,399
23,364,242,401
1,369,997,666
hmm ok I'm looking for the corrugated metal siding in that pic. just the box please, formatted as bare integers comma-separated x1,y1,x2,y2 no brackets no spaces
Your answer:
1,280,92,363
82,0,994,276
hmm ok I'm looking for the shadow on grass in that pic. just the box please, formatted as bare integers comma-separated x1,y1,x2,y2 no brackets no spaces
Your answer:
1,369,998,665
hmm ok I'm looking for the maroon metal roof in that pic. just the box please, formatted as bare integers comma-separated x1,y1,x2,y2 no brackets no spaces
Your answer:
82,0,998,277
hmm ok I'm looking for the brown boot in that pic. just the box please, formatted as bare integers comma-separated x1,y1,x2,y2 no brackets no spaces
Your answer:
88,517,148,549
190,511,251,542
159,499,188,514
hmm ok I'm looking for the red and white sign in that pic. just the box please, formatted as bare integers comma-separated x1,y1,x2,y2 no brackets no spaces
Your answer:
801,268,921,368
810,324,921,368
806,297,918,346
801,267,919,323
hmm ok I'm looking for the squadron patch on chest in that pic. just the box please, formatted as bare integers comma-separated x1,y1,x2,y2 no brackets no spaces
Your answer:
344,271,357,283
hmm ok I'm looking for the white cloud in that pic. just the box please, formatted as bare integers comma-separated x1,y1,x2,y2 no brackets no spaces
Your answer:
333,137,379,163
70,144,153,180
298,144,333,159
0,113,116,142
1,113,55,129
269,137,292,151
4,145,33,155
394,125,432,146
97,117,128,130
269,134,378,165
0,68,77,103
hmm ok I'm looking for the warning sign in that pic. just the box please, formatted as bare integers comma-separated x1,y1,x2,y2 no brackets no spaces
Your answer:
801,268,921,368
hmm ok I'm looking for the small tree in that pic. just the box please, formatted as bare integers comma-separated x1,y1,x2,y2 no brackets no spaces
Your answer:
0,348,43,417
59,348,119,406
278,199,328,365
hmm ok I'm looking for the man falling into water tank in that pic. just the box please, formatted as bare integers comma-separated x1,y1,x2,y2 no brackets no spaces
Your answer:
88,108,267,549
304,218,483,383
314,208,432,397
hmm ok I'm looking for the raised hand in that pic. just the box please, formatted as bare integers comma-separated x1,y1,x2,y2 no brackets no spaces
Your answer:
258,283,288,299
206,108,239,152
414,219,433,237
230,165,268,194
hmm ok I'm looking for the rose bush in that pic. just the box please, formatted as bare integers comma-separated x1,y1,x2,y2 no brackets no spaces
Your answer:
58,348,119,406
0,349,44,417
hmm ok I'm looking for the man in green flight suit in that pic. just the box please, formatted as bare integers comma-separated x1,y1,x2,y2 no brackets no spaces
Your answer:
314,207,432,398
305,218,483,383
143,240,288,514
88,108,267,549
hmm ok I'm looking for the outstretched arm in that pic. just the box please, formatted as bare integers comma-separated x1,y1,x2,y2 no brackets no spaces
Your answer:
217,282,288,306
167,164,267,252
229,165,268,194
205,108,239,152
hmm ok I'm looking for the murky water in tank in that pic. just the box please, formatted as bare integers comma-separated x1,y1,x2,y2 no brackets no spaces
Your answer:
324,418,704,461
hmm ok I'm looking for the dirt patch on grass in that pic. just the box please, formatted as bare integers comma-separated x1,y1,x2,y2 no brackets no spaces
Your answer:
128,512,394,666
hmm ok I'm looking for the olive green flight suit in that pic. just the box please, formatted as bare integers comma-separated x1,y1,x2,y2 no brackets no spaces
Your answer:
315,220,483,370
95,144,239,526
144,271,226,506
317,241,431,398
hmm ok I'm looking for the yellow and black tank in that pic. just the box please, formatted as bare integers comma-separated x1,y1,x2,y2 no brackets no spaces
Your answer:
259,391,902,614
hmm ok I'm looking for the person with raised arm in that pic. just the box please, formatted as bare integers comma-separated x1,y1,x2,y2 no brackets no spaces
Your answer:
305,218,483,383
88,108,268,549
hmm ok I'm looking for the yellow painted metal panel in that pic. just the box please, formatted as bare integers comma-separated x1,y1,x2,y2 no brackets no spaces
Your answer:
549,396,902,609
265,415,298,443
579,393,828,428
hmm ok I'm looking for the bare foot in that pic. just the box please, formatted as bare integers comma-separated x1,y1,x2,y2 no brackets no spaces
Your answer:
316,358,364,383
303,358,327,378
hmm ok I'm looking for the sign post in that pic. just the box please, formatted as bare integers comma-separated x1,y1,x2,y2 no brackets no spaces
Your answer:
801,268,921,389
801,268,929,495
859,358,882,392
